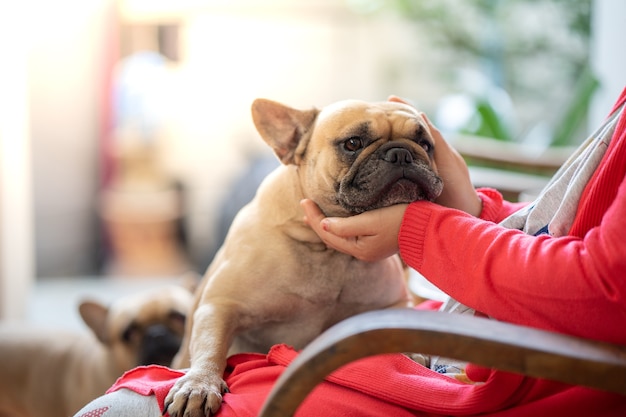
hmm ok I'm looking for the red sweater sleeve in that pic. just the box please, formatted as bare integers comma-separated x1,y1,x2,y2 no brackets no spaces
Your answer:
398,178,626,345
475,187,527,222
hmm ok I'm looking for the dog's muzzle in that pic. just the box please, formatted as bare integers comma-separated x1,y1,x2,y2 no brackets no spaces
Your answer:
337,142,442,213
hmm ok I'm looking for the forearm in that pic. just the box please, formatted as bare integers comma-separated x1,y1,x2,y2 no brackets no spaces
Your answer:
397,187,523,272
398,184,626,344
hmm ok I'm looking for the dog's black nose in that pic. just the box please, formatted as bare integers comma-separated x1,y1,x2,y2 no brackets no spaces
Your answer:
384,148,413,165
139,324,183,366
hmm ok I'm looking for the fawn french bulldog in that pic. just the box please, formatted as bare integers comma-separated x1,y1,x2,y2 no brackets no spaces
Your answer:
0,283,194,417
165,98,443,416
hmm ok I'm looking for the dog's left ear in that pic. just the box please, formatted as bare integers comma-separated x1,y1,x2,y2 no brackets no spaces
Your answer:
79,300,111,345
251,98,319,165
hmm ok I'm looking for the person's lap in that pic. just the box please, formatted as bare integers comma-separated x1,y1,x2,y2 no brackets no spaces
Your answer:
74,389,160,417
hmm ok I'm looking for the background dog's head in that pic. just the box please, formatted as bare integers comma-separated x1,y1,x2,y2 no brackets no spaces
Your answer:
79,282,194,374
251,98,443,216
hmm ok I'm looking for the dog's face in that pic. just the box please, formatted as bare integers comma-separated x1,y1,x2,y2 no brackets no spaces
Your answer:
79,285,193,374
252,99,443,216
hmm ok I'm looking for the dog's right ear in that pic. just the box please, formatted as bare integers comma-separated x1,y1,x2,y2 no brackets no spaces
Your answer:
251,98,319,165
79,300,111,345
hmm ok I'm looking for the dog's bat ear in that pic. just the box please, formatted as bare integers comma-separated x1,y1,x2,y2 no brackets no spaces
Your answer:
251,98,319,165
79,300,111,345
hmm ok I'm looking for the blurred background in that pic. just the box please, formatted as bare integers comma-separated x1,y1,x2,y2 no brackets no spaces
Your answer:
0,0,624,326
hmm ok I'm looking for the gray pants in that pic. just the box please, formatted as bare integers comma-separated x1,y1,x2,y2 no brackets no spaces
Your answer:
73,389,161,417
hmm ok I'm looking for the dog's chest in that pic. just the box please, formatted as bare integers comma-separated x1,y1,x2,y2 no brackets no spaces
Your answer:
233,253,405,353
284,243,405,305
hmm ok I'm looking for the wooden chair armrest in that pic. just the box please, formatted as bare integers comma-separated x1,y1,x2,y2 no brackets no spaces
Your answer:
259,309,626,417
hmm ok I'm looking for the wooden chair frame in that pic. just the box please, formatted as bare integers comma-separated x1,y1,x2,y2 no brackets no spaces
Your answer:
259,309,626,417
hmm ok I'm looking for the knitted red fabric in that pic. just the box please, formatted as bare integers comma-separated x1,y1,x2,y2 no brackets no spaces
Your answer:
569,90,626,237
109,342,626,416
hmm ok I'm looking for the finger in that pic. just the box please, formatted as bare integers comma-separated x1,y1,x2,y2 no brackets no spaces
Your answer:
300,199,325,227
421,113,445,143
421,113,463,163
299,199,359,252
301,199,371,238
300,199,339,244
319,230,359,254
387,95,414,106
300,199,339,240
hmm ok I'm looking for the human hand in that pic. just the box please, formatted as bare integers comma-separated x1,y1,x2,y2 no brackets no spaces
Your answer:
300,199,407,262
388,96,482,217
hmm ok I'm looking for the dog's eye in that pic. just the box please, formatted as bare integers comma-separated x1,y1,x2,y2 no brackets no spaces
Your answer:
168,311,186,326
122,322,141,343
414,125,433,154
343,137,363,153
168,310,187,333
419,139,433,154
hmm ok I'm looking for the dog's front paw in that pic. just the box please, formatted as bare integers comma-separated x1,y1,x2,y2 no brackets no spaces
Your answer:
164,370,228,417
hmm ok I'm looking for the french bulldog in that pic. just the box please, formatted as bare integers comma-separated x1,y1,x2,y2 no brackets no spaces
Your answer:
164,98,443,416
0,282,194,417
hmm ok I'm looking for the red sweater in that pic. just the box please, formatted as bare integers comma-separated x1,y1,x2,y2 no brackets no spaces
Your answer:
107,89,626,416
399,87,626,346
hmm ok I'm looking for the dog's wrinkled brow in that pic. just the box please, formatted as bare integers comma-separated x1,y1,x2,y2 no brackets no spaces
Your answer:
336,121,375,145
345,121,371,138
